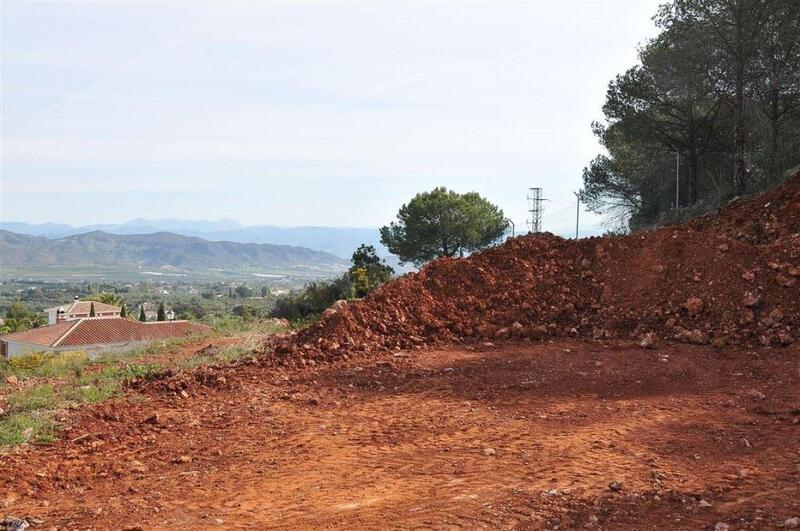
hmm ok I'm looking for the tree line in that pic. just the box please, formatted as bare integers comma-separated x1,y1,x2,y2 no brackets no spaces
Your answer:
271,245,395,320
581,0,800,230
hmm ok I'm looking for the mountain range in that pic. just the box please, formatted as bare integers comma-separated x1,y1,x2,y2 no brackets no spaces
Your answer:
0,230,348,272
2,219,383,260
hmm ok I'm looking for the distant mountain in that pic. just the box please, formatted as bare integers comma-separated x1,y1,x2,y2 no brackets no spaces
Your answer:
1,221,77,238
0,230,348,271
2,219,383,259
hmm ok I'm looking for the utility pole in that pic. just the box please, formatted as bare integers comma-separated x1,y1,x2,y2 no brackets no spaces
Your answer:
506,219,515,238
574,191,580,239
675,149,680,209
527,187,546,233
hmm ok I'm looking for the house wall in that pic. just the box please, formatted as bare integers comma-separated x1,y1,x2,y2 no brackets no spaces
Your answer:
2,339,159,359
46,310,121,325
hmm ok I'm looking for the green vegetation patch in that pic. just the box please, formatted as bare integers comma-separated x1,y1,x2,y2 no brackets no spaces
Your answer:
0,319,283,447
179,336,260,370
0,413,59,446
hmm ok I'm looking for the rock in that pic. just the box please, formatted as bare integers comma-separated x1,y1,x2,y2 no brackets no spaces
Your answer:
698,499,713,508
608,481,622,492
143,413,161,425
714,524,730,531
712,336,727,349
482,447,496,457
742,270,755,281
5,375,18,386
494,327,511,340
640,332,658,349
122,526,144,531
172,455,192,464
528,324,548,339
742,292,761,308
0,517,29,531
785,517,800,528
321,308,337,319
684,297,704,316
476,324,498,339
748,389,766,400
130,460,149,474
688,329,709,345
332,300,348,311
778,332,794,346
776,274,796,288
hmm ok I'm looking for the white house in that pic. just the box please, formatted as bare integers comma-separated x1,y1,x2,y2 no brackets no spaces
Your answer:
44,298,121,325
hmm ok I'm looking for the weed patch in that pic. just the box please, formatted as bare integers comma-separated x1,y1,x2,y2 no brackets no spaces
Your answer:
0,413,59,446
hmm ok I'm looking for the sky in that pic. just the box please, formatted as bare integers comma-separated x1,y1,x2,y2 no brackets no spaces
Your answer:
1,0,663,234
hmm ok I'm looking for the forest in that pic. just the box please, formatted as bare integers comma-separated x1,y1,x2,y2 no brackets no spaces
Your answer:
581,0,800,230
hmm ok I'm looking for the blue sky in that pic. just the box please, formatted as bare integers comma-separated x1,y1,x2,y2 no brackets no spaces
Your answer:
2,1,662,234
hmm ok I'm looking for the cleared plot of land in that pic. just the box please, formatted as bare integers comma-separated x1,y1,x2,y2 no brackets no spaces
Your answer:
2,340,799,530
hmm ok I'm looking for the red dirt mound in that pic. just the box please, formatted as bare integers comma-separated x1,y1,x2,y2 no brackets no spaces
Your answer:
266,173,800,364
689,168,800,244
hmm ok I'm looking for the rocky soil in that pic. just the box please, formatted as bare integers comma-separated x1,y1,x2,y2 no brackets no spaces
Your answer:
2,341,799,529
270,171,800,364
2,172,799,529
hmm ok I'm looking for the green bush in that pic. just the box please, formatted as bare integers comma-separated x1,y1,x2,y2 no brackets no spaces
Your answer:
271,244,395,320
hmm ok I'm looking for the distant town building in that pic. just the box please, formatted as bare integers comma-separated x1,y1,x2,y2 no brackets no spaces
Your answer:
44,298,120,325
0,317,206,358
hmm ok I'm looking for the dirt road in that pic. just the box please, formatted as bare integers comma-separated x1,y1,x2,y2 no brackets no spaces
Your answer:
3,339,799,529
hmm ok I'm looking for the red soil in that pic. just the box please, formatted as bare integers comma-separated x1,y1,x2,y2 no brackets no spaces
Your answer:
2,341,799,529
2,172,799,529
272,171,799,364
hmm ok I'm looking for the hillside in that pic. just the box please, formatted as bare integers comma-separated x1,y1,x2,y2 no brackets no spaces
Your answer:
2,220,384,259
0,230,348,271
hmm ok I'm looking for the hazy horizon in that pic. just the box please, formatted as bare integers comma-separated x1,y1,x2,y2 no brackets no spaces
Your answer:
2,1,662,232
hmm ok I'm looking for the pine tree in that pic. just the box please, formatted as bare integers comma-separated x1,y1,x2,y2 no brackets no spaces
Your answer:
89,302,96,317
157,302,166,321
120,304,127,318
139,306,147,322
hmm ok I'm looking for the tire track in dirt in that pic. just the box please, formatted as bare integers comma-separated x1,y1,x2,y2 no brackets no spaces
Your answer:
2,340,799,529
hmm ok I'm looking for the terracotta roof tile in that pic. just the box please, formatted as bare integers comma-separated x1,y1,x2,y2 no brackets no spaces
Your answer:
1,318,207,348
0,321,78,346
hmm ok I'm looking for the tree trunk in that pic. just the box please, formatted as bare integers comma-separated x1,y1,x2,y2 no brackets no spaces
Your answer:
769,68,781,182
732,1,747,195
733,69,747,194
688,108,700,204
